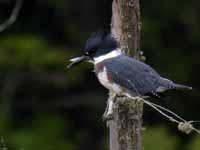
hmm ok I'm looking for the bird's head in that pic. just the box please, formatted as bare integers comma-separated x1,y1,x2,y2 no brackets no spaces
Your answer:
67,32,120,68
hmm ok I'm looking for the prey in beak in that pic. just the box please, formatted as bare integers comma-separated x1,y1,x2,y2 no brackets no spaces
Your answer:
67,55,89,69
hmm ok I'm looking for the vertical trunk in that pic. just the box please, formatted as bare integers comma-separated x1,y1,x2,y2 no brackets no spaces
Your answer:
111,0,141,58
108,0,143,150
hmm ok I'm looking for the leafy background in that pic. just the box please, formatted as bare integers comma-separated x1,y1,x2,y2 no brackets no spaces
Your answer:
0,0,200,150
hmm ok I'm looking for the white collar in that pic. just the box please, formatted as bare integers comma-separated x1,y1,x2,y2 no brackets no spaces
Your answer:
94,49,122,64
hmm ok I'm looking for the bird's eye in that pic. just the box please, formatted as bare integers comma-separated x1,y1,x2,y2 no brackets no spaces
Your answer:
85,49,95,56
85,52,89,56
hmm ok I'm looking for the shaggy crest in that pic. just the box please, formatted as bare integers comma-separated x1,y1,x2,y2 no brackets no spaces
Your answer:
84,32,118,53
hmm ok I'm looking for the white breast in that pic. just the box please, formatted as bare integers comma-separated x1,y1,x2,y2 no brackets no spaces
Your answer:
97,67,122,94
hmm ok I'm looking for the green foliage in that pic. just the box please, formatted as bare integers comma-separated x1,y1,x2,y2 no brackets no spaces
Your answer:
143,126,179,150
0,137,8,150
4,114,77,150
187,135,200,150
0,35,62,69
0,0,199,150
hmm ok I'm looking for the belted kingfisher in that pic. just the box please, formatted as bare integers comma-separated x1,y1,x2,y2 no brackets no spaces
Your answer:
68,32,192,99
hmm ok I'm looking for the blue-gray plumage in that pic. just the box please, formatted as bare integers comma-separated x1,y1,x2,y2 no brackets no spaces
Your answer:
68,32,192,99
100,55,191,98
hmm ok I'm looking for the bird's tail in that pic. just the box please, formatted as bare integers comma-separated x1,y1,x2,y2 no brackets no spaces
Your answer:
172,83,192,90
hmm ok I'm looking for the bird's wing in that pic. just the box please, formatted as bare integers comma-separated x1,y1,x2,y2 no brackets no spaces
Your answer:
104,55,161,95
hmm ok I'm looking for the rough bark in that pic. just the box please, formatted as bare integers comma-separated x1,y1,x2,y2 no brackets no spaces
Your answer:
111,0,141,59
108,0,143,150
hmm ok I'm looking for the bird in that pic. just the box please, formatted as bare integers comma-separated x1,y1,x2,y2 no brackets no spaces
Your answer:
67,32,192,99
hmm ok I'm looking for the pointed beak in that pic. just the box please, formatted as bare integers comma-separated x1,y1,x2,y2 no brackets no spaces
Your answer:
67,55,89,69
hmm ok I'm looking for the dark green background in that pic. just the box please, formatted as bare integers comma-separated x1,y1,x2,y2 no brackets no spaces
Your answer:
0,0,200,150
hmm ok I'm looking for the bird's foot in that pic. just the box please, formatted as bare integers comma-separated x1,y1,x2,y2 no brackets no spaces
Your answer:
102,110,113,121
102,92,116,121
124,93,149,101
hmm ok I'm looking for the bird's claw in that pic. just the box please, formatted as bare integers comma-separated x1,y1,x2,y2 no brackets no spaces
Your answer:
102,92,116,122
102,111,113,121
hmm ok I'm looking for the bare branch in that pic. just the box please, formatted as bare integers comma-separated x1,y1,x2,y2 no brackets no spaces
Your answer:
125,94,200,134
148,100,186,122
142,99,200,134
0,0,23,32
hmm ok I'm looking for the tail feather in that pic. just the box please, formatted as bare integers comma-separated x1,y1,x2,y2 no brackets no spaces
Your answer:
160,77,192,90
172,83,192,90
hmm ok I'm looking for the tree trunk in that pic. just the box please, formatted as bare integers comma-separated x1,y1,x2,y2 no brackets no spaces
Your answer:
111,0,141,59
108,0,143,150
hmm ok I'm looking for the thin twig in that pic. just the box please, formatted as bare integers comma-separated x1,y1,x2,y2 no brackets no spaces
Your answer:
148,101,186,122
142,100,179,123
189,121,200,123
125,94,200,134
0,0,23,32
142,99,200,134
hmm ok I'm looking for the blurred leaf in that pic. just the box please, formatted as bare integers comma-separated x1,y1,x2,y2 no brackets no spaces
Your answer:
0,35,63,69
143,126,179,150
8,114,77,150
187,135,200,150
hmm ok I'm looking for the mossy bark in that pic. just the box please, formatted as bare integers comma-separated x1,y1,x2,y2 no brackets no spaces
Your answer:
109,0,143,150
